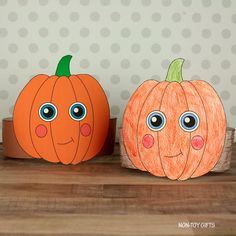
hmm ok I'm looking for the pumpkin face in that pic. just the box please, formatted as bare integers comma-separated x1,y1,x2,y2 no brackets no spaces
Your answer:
13,55,110,164
122,58,226,180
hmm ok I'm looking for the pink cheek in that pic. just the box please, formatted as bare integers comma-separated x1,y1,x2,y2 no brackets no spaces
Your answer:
142,134,154,149
35,124,47,138
191,135,204,150
81,123,91,137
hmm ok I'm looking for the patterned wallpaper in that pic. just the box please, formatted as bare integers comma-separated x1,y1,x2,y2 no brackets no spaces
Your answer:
0,0,235,141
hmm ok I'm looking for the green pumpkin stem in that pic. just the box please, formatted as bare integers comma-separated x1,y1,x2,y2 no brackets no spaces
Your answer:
55,55,72,77
165,58,185,83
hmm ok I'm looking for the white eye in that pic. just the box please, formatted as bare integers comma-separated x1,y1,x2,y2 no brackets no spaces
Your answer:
146,111,166,131
69,102,87,121
39,103,58,122
179,111,200,132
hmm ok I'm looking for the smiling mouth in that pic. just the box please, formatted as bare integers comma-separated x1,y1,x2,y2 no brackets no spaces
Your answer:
57,138,74,146
164,150,183,158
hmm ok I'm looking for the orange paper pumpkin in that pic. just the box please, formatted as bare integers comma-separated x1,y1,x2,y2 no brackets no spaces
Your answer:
122,58,226,180
13,55,110,164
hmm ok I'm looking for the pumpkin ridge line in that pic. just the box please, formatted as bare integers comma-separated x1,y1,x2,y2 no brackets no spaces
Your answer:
156,82,170,177
197,81,227,172
122,79,157,170
188,81,209,178
136,82,159,172
137,81,167,175
88,74,110,159
177,82,191,180
121,79,157,125
13,75,48,158
83,74,110,157
49,76,62,163
76,75,95,162
28,76,50,159
66,76,80,164
67,76,82,164
158,82,177,178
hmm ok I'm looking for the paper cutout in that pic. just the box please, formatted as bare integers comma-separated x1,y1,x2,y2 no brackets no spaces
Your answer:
122,58,226,180
13,55,110,164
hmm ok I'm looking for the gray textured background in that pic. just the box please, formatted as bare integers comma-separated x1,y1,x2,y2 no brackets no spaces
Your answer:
0,0,235,141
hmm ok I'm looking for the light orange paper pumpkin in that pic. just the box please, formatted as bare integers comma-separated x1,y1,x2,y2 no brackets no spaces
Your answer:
122,58,226,180
13,55,110,164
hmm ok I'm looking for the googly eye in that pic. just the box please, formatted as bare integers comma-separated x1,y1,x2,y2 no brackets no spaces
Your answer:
69,102,87,121
179,111,199,132
147,111,166,131
39,103,58,122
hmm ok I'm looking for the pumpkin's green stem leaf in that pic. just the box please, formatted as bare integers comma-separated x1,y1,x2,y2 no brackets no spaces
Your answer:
165,58,185,83
55,55,72,77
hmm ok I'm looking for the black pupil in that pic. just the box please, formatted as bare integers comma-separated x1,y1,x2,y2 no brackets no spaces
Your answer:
43,107,54,118
151,115,162,127
184,115,195,128
73,106,83,118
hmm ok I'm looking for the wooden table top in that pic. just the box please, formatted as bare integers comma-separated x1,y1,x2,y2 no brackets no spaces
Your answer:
0,143,235,236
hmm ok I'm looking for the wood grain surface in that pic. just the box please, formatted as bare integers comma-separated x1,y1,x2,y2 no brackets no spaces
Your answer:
0,143,235,235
